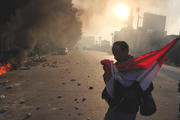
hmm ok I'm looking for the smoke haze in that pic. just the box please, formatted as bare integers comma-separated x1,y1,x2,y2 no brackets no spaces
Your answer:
73,0,180,38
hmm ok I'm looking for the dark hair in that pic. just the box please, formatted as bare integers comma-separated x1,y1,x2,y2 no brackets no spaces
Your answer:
112,41,129,55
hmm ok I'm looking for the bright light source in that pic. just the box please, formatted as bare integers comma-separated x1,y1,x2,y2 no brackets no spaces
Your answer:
114,4,130,19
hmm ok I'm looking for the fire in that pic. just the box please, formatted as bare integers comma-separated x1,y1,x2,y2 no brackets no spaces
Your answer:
0,63,11,76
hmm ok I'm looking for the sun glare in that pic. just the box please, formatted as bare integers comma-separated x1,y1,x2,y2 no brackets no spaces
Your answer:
114,4,130,19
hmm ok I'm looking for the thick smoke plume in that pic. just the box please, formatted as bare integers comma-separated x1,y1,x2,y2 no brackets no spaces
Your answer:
0,0,82,65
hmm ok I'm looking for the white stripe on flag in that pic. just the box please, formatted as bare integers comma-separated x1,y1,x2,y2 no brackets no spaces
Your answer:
137,61,160,91
106,61,115,98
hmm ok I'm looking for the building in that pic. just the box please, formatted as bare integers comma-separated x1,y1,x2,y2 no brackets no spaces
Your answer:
113,31,120,43
100,40,111,52
142,12,166,36
101,40,110,47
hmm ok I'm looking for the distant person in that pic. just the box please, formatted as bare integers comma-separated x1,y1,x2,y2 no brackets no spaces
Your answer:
101,41,154,120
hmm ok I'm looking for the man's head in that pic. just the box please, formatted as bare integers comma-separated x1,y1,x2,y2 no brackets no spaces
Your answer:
112,41,129,61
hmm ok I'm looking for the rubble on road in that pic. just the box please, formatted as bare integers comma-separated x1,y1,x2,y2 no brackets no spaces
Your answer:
24,113,32,120
89,86,94,90
57,96,62,99
6,85,13,90
86,117,91,120
59,108,64,111
36,107,40,111
62,82,66,85
42,61,59,68
70,79,76,82
19,66,31,70
0,95,6,100
77,113,83,116
20,99,25,104
82,98,86,102
0,108,8,114
22,57,47,69
74,107,79,110
0,80,9,86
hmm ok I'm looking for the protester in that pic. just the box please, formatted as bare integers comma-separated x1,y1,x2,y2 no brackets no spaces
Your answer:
101,41,154,120
101,38,179,120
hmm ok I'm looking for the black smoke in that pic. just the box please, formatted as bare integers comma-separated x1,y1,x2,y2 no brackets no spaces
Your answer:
0,0,82,65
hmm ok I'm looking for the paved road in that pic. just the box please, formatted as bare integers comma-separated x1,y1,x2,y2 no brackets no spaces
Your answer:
0,50,180,120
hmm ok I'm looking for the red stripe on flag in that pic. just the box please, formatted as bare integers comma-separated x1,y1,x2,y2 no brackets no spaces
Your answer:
116,38,179,71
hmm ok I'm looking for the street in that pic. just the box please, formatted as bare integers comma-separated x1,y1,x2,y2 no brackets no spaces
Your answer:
0,50,180,120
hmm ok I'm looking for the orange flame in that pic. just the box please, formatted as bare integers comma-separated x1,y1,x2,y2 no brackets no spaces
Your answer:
0,63,11,76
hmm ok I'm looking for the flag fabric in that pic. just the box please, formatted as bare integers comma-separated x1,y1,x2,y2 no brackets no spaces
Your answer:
101,38,179,98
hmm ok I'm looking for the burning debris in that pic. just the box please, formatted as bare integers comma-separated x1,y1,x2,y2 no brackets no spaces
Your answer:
0,63,11,76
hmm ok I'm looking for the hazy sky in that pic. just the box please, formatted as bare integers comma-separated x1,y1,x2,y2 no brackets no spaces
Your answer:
73,0,180,40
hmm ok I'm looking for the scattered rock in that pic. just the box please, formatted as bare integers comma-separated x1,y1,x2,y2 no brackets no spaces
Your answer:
0,95,6,99
6,85,13,90
0,81,9,86
52,108,57,111
59,108,64,111
7,101,12,104
20,100,25,104
178,113,180,118
50,64,57,68
77,113,83,116
74,99,78,101
89,86,93,90
57,96,62,99
74,107,79,110
77,83,81,86
24,113,32,120
88,76,90,78
70,79,76,82
42,64,46,67
0,82,6,86
0,108,8,114
20,66,30,70
14,83,21,87
82,98,86,102
87,117,91,120
36,107,40,111
62,82,66,85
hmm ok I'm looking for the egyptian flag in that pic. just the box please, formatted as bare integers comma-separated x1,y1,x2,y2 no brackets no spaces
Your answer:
101,38,179,98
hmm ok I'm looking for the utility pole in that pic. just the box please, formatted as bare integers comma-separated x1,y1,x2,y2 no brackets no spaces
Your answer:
136,8,140,29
